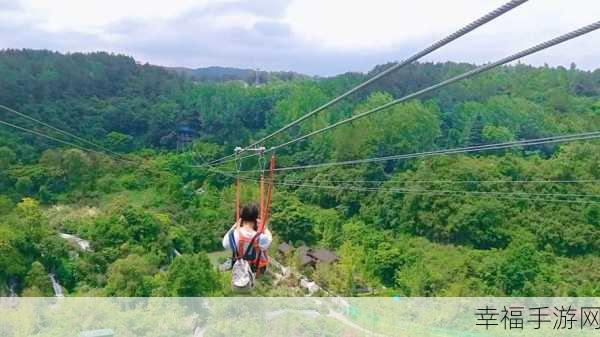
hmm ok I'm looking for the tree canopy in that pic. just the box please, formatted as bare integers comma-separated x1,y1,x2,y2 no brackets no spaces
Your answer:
1,49,600,297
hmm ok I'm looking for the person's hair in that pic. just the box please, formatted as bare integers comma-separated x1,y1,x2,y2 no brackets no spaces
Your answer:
240,203,259,230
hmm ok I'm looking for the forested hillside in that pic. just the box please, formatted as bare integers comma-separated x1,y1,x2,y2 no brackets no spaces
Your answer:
1,49,600,297
167,66,310,83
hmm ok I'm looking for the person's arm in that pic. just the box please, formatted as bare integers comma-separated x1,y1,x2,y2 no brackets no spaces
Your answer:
258,227,272,251
222,228,232,250
223,220,240,250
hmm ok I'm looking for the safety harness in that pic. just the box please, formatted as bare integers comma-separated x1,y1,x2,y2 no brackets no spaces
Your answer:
233,147,276,276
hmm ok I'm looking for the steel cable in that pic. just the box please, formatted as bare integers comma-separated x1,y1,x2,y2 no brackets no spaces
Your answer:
0,104,125,159
204,0,530,166
205,131,600,173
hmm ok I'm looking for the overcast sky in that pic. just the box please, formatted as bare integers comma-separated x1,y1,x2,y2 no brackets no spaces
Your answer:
1,0,599,75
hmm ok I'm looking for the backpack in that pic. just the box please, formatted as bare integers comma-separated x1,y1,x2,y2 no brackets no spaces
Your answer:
228,230,260,291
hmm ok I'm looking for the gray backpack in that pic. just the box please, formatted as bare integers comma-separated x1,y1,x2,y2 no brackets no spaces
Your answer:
228,230,260,291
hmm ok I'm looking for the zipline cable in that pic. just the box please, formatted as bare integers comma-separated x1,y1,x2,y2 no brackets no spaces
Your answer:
0,104,126,159
229,171,600,199
273,178,600,185
207,131,600,173
207,167,600,205
216,164,600,185
208,21,600,167
283,183,600,205
0,118,118,159
275,181,600,200
249,21,600,157
204,0,530,166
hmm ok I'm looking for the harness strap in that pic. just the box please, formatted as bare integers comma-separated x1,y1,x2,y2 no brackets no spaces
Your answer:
234,148,242,221
230,229,262,260
235,177,241,221
230,149,275,278
254,250,264,277
244,232,262,260
228,230,237,264
264,154,276,226
259,175,265,229
258,154,276,233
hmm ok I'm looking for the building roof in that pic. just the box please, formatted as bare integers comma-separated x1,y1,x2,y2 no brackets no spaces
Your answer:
297,245,309,256
308,248,338,264
176,121,197,134
296,245,313,265
176,126,196,134
278,242,292,254
298,253,314,266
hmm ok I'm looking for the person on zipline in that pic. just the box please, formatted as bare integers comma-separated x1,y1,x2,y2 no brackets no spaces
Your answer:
222,203,272,275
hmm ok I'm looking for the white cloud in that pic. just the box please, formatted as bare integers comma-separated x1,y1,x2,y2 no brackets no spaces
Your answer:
286,0,500,50
22,0,203,31
1,0,599,75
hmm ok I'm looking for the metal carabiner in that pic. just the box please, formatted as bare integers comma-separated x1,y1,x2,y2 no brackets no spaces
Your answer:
257,146,267,173
234,146,243,173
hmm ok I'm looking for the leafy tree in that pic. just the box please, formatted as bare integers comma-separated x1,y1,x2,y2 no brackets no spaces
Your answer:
0,195,13,215
38,149,62,168
38,185,53,204
24,261,53,296
270,82,328,134
481,125,514,144
447,199,511,249
105,254,156,296
586,205,600,227
166,253,221,296
15,177,33,196
0,146,16,170
16,198,45,240
38,236,70,272
536,218,599,256
120,207,162,246
270,196,316,245
0,229,27,284
331,94,440,169
2,49,600,297
370,242,405,287
499,241,549,296
469,113,485,145
331,241,368,296
106,131,134,152
62,149,92,187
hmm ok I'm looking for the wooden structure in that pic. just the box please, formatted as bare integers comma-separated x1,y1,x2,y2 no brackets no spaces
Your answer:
176,122,197,152
282,244,338,267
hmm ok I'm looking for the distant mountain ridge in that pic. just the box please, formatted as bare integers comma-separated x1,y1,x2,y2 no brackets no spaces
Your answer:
166,65,312,83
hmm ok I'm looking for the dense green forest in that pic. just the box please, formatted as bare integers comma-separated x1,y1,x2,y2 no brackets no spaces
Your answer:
167,65,310,83
1,49,600,297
